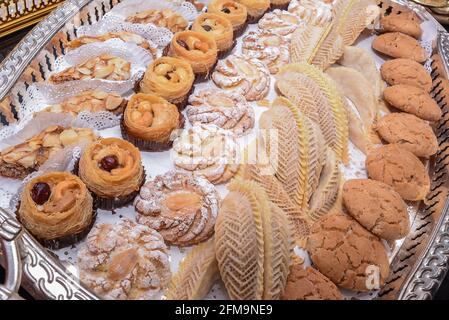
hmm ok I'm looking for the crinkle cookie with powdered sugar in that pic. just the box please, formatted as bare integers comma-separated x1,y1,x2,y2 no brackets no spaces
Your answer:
77,218,171,300
258,9,302,36
134,170,220,246
185,89,254,137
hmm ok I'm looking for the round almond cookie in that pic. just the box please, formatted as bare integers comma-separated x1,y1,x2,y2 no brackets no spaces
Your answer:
372,32,427,63
281,265,343,300
375,113,438,158
365,144,430,201
306,212,390,292
383,85,442,122
380,58,432,92
342,179,410,241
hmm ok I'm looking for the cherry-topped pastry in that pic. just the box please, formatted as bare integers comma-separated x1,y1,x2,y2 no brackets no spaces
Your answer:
208,0,248,36
192,13,234,55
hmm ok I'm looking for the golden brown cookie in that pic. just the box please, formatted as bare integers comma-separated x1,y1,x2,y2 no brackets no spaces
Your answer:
372,32,427,63
306,212,390,292
379,11,422,39
375,113,438,158
342,179,410,241
381,58,432,92
365,144,430,201
281,265,343,300
383,85,442,122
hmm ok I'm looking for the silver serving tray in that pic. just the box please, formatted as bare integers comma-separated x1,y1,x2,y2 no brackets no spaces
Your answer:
1,0,449,300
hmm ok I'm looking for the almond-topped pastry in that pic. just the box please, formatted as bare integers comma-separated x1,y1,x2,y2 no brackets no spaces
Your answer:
258,9,302,36
212,54,270,101
77,219,171,300
172,124,239,184
65,32,157,58
125,8,188,33
0,126,96,179
372,32,427,63
380,58,432,92
167,30,218,77
49,54,131,84
366,144,430,201
78,138,145,210
242,30,289,74
42,90,126,116
192,13,234,55
208,0,248,36
288,0,333,27
186,89,254,137
379,8,422,39
121,93,182,151
134,171,220,246
234,0,270,23
18,172,94,248
375,113,438,158
139,57,195,110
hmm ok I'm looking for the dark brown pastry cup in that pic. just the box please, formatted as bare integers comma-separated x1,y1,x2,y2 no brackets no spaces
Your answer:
120,113,185,152
233,22,248,39
169,84,195,111
270,2,290,11
16,202,97,250
218,40,236,59
247,10,267,24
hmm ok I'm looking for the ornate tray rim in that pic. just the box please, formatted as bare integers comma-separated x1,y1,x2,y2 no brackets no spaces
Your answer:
0,0,449,300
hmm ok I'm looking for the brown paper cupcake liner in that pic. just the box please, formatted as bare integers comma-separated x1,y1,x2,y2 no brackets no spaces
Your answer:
247,11,267,24
170,83,195,111
218,40,236,59
270,3,290,11
233,22,248,39
120,113,185,152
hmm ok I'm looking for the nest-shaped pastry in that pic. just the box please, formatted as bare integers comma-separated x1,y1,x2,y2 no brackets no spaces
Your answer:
134,170,220,246
186,89,254,137
165,238,219,300
78,137,145,207
18,171,94,244
77,218,171,300
139,57,195,109
191,13,234,54
49,54,131,84
258,9,302,36
242,30,289,74
125,8,188,33
215,179,293,300
212,54,270,101
207,0,248,34
44,90,126,116
167,30,218,76
121,93,182,151
288,0,333,27
172,123,240,184
236,0,270,22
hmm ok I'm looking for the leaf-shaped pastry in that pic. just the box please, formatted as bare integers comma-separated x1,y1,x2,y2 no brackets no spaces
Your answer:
215,183,265,300
290,23,332,65
311,24,345,70
276,64,349,164
308,148,341,222
333,0,380,46
343,98,370,154
165,238,218,300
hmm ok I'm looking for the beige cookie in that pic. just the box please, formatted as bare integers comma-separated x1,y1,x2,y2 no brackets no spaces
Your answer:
383,85,442,122
342,179,410,241
375,113,438,158
366,144,430,201
381,58,432,92
281,265,343,300
372,32,427,63
307,212,390,292
379,11,422,39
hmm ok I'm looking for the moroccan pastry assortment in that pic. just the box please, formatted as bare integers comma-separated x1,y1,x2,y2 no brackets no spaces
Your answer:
0,0,446,300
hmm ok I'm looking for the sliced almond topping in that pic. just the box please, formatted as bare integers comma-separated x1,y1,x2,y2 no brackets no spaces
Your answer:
107,248,139,281
105,95,124,110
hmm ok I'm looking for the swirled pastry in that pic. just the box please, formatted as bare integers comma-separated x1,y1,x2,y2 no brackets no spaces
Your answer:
134,171,219,246
186,89,254,137
66,32,157,58
235,0,270,22
192,13,234,54
125,8,188,33
258,9,302,36
167,30,218,77
121,93,182,151
43,90,126,116
78,138,145,209
49,54,131,84
208,0,248,36
242,30,289,74
139,57,195,110
18,172,94,248
77,219,171,300
172,124,239,184
288,0,333,26
212,54,270,101
0,125,96,179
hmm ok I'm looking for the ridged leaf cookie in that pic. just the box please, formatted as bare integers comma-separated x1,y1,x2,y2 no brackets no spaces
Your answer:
290,23,332,65
165,239,219,300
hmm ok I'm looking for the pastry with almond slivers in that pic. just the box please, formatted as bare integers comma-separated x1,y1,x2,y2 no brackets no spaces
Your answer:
125,8,188,33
